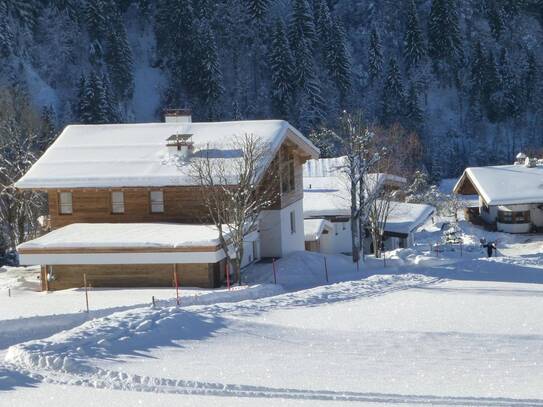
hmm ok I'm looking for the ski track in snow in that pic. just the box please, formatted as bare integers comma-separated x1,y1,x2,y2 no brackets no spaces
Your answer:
2,274,450,403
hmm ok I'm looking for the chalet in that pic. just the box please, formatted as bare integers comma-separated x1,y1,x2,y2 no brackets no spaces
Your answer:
15,110,319,290
454,153,543,233
302,157,434,254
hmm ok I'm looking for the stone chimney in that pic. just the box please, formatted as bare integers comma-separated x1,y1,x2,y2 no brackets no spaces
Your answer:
164,108,192,123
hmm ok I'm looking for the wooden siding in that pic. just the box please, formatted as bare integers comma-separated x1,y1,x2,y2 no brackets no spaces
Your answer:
46,144,307,229
48,187,211,229
44,261,225,291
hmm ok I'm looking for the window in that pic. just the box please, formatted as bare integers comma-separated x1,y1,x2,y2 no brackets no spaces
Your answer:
498,210,530,224
111,191,125,214
59,192,73,214
290,211,296,234
281,148,295,194
150,190,164,213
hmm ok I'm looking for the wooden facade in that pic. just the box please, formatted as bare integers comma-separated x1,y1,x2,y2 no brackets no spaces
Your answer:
31,137,310,291
40,261,226,291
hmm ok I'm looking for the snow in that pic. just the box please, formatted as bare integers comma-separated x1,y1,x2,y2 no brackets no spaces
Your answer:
455,164,543,205
303,218,333,241
15,120,319,189
386,201,435,235
3,218,543,405
17,223,224,250
303,174,434,235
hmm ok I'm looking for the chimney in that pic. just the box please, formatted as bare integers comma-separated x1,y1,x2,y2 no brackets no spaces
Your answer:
164,108,192,123
167,133,194,160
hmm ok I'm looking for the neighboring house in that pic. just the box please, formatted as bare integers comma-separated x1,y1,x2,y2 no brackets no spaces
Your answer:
302,157,434,254
454,153,543,233
15,110,319,290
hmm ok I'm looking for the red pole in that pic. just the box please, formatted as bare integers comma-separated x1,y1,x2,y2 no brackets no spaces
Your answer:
83,273,89,313
174,270,180,305
324,256,329,283
272,258,277,284
225,262,231,290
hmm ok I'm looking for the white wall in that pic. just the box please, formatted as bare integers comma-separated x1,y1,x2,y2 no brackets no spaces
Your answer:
260,200,305,258
330,221,352,254
280,199,305,256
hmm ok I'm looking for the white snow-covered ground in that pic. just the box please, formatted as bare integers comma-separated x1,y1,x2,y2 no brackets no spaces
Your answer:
2,219,543,406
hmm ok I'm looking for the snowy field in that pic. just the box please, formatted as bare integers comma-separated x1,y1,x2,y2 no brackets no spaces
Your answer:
2,219,543,406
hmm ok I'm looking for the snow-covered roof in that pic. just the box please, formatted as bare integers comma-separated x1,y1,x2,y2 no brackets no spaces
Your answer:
303,156,407,186
303,172,407,218
303,218,333,241
454,164,543,205
16,120,319,189
303,173,434,235
385,202,435,235
17,223,225,251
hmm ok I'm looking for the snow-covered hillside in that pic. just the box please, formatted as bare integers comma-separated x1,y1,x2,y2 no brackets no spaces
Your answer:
2,218,543,405
1,1,543,176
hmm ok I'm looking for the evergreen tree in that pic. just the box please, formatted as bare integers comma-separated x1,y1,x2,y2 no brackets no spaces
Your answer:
314,0,333,45
523,51,538,106
0,3,13,58
85,0,107,42
488,1,505,40
368,28,383,85
105,16,134,100
325,18,352,104
380,58,405,125
269,20,294,117
405,82,423,129
194,18,223,119
246,0,269,22
482,51,500,122
38,106,57,151
469,41,486,106
403,0,426,69
428,0,462,64
290,0,316,48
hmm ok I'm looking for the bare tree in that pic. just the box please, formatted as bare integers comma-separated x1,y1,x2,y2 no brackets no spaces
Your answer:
0,120,46,252
190,133,280,284
337,111,380,263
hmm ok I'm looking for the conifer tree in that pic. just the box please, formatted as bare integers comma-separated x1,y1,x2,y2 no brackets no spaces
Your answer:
0,4,13,58
380,58,405,125
290,0,316,48
524,51,538,106
488,1,505,40
482,51,500,122
428,0,461,64
194,18,223,119
269,20,294,117
325,18,352,105
368,28,383,85
314,0,333,45
85,0,107,42
246,0,269,22
403,0,426,69
405,82,423,129
469,41,486,105
105,16,134,100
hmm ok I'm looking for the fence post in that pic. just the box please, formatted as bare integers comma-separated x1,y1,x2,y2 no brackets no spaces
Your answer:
225,261,231,290
356,258,360,273
324,256,329,283
272,258,277,284
460,242,463,257
152,296,156,308
8,288,10,298
174,267,180,306
83,273,89,313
